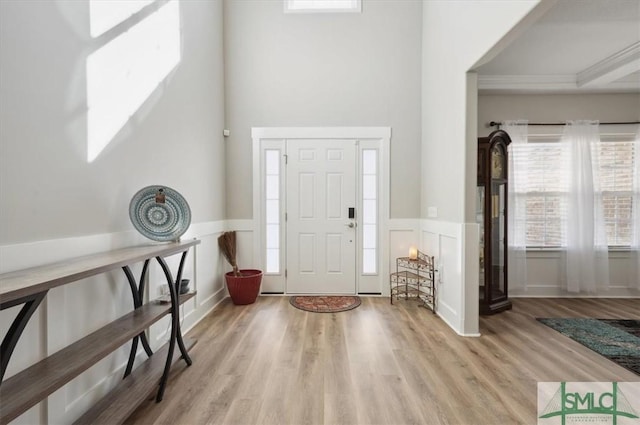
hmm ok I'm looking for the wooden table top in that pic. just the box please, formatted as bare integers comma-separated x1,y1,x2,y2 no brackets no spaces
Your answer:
0,239,200,305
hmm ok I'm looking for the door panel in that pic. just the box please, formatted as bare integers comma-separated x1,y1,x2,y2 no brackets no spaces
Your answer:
286,139,356,294
298,233,316,273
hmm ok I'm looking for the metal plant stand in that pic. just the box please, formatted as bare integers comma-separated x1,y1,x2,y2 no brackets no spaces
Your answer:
390,250,436,313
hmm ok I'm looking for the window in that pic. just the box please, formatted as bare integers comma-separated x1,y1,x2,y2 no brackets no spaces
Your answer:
597,140,635,246
265,150,281,273
516,136,637,248
514,141,569,247
361,149,377,273
284,0,361,13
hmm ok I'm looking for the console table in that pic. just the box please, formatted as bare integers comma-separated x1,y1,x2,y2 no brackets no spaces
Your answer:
0,239,200,424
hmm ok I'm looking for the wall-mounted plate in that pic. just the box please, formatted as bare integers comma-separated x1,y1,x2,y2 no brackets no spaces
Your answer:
129,185,191,242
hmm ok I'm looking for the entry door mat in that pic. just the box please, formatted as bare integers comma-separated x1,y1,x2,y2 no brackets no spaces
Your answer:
289,296,361,313
537,318,640,376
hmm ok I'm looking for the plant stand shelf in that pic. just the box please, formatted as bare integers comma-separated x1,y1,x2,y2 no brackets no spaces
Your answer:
390,251,436,313
0,240,200,425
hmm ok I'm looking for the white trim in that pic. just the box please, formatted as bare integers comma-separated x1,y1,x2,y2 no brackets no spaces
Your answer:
420,218,460,238
252,127,391,140
478,74,639,93
259,141,286,289
420,219,481,336
511,289,640,298
439,312,481,338
479,74,578,91
252,135,264,279
358,141,386,291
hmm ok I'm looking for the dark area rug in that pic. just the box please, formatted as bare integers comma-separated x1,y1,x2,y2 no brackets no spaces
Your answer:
289,296,361,313
537,318,640,376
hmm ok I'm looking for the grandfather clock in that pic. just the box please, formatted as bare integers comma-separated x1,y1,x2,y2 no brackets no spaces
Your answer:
477,130,512,315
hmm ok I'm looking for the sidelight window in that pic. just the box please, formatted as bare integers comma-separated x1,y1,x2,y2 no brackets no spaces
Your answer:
362,149,377,274
265,150,281,273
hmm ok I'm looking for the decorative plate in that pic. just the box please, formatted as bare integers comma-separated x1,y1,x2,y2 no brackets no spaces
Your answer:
129,185,191,242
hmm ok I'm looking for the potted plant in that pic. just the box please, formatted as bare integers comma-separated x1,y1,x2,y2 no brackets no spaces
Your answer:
217,231,262,305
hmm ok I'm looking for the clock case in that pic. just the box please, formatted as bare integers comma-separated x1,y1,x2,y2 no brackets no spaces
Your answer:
477,130,512,315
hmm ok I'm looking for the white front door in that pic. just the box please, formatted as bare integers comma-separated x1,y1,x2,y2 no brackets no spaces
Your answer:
286,139,357,294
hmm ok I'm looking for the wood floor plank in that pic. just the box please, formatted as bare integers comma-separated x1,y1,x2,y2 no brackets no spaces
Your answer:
123,297,640,425
323,393,359,425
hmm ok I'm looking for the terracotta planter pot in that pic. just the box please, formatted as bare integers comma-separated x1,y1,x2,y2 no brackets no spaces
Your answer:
225,269,263,305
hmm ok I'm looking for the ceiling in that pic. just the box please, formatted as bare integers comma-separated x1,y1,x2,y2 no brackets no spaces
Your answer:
476,0,640,94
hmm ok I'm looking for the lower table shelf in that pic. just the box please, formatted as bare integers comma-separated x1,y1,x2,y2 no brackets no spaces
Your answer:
73,337,197,425
0,292,195,425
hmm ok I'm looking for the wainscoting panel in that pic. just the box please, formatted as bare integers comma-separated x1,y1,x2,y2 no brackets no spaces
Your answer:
439,233,462,331
387,219,421,296
420,219,480,336
512,250,640,298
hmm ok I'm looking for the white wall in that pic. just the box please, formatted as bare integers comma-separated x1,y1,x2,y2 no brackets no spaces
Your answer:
420,0,545,335
0,0,226,245
0,1,227,423
478,93,640,297
223,0,422,220
478,93,640,134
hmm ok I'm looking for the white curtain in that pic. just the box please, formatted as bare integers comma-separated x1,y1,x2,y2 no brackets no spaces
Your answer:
631,126,640,289
503,120,528,290
563,120,609,293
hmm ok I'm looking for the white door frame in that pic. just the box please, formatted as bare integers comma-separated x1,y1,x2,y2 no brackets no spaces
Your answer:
252,127,391,295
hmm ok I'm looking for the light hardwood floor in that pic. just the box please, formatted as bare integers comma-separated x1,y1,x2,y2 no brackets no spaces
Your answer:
125,297,639,425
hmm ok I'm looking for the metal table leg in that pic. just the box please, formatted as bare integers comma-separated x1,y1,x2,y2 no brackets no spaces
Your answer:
122,259,154,378
154,250,192,402
1,293,47,383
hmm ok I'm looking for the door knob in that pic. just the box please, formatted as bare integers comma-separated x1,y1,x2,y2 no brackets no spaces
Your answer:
346,222,355,228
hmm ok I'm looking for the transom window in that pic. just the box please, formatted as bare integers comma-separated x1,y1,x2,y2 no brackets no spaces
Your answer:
284,0,361,13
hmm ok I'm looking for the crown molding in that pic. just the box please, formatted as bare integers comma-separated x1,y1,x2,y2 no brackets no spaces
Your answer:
477,74,639,94
478,74,576,91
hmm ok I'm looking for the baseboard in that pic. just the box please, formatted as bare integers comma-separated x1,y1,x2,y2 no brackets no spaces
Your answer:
436,310,481,337
511,286,640,298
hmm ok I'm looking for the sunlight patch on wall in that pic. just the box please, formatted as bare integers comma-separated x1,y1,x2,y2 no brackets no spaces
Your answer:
89,0,154,37
86,0,181,163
